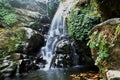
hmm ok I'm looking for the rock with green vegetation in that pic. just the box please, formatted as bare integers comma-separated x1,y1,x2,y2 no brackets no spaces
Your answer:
94,0,120,21
0,27,25,58
88,18,120,72
67,0,100,66
21,27,45,56
67,0,100,41
0,27,44,58
0,53,20,78
0,0,60,32
0,9,18,28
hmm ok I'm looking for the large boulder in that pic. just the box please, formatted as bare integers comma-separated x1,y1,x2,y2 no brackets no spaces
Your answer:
55,39,72,54
21,27,45,56
0,27,44,57
88,18,120,71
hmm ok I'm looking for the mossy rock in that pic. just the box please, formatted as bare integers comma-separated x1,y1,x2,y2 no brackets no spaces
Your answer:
0,27,25,58
88,18,120,71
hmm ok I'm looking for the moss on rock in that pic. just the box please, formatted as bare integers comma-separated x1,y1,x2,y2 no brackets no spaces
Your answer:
88,18,120,72
0,27,25,58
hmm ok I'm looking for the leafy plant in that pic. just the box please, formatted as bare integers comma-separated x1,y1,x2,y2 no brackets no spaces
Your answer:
115,24,120,36
0,28,25,58
0,8,18,28
3,13,18,28
67,5,100,41
0,9,9,17
87,30,116,72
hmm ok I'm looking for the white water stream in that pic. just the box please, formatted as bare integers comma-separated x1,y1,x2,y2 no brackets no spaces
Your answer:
40,0,78,70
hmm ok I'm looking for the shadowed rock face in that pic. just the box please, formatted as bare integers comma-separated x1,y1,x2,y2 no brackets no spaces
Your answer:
95,0,120,20
26,34,45,56
55,39,71,54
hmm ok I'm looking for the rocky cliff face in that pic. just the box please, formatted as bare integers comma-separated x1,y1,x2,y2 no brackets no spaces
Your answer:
0,0,60,33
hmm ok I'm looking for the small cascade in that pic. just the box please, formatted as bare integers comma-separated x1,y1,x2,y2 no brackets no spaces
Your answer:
71,42,79,65
41,0,78,70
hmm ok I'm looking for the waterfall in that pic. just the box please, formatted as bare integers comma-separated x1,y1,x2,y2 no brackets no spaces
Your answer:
41,0,78,70
46,0,49,17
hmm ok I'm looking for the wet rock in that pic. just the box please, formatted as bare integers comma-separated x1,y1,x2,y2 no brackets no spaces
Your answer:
0,61,17,77
0,53,21,78
55,54,73,68
21,27,45,56
26,34,44,56
0,63,9,70
0,72,4,80
19,58,41,74
55,39,72,54
5,53,21,61
40,16,50,23
39,23,50,35
49,53,73,68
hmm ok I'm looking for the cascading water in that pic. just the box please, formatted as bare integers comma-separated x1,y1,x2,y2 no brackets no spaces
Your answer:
41,0,78,70
46,0,49,17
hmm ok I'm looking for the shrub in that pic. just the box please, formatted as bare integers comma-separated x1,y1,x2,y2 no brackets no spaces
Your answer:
0,9,18,28
67,6,100,41
3,13,18,28
0,28,25,58
0,9,9,17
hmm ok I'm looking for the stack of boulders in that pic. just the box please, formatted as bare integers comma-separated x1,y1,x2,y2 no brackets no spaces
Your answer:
51,39,75,68
0,27,46,79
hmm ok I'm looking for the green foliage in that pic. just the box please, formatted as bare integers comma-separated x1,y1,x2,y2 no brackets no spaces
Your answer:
0,28,25,58
0,9,18,28
67,6,100,40
0,9,9,17
88,31,110,61
87,30,116,72
115,24,120,36
3,13,18,28
87,31,99,48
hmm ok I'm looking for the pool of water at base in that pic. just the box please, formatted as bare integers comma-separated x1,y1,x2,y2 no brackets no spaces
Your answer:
5,68,81,80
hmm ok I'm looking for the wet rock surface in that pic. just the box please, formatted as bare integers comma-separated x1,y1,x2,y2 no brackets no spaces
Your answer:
0,53,47,79
0,27,45,79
